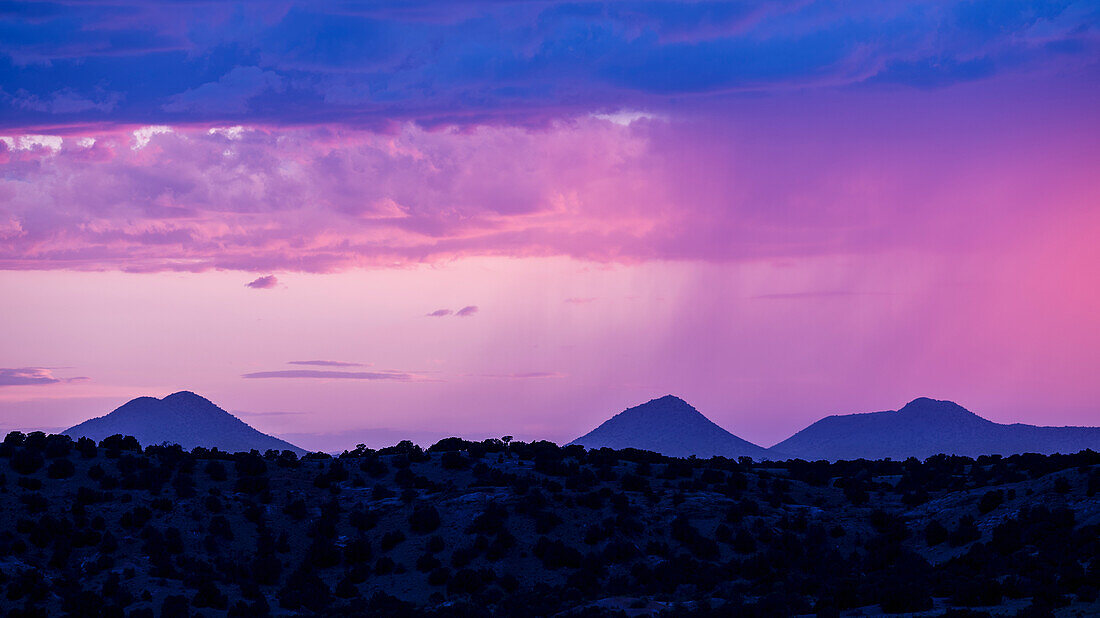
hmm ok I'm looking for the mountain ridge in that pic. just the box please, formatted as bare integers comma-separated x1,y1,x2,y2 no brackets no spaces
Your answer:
64,391,305,455
770,397,1100,460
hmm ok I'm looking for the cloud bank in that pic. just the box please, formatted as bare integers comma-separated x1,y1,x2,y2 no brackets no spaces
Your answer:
0,1,1095,130
0,1,1096,276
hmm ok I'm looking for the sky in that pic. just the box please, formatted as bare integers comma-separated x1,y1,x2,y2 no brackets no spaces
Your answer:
1,1,1098,452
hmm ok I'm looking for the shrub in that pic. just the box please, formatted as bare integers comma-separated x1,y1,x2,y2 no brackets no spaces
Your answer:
978,490,1004,514
350,508,378,531
209,515,234,540
99,434,141,452
441,451,470,470
344,537,373,565
10,449,44,475
428,567,451,586
429,437,468,452
878,580,934,613
278,569,332,612
416,553,441,572
234,475,269,494
16,477,42,490
46,458,75,479
76,437,98,458
426,535,445,554
43,435,72,458
409,504,441,534
335,576,359,599
924,520,948,546
447,568,488,595
948,516,981,547
120,506,152,529
161,595,190,618
234,453,267,477
284,499,308,520
204,460,227,481
192,580,229,609
950,578,1003,607
467,502,508,535
375,556,396,575
380,530,406,551
533,537,582,569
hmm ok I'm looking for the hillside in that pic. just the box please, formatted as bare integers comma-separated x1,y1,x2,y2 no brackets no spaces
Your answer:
0,432,1097,616
63,391,305,455
569,395,772,460
772,397,1100,461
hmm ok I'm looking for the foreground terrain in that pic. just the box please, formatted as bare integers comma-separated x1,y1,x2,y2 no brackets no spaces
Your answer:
0,432,1098,616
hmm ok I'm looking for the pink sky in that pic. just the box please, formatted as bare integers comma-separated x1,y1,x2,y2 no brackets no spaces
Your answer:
2,16,1099,450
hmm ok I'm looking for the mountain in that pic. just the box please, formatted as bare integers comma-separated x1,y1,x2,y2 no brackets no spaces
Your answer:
64,391,305,455
569,395,773,460
771,397,1100,461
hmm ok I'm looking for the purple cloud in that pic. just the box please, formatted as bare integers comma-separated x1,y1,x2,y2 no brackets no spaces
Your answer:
0,367,87,386
426,309,453,317
0,112,1094,275
477,372,564,379
246,275,278,289
288,360,365,367
241,370,417,381
455,305,479,317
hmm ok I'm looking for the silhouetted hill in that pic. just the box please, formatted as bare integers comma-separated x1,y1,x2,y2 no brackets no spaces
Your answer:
63,391,305,454
569,395,772,459
772,397,1100,460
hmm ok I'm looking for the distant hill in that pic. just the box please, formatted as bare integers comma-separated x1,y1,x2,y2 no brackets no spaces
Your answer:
64,391,305,455
771,397,1100,461
569,395,773,460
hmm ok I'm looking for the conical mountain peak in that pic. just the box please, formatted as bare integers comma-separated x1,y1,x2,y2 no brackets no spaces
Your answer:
570,395,770,459
619,395,700,418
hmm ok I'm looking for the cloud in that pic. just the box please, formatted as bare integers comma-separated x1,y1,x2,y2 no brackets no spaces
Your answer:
288,360,366,367
246,275,279,289
428,306,478,317
0,107,1095,274
131,125,172,149
0,2,1095,129
2,89,1098,278
564,297,596,304
7,87,122,114
162,67,285,114
751,291,890,300
0,367,87,386
241,370,417,381
476,372,565,379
